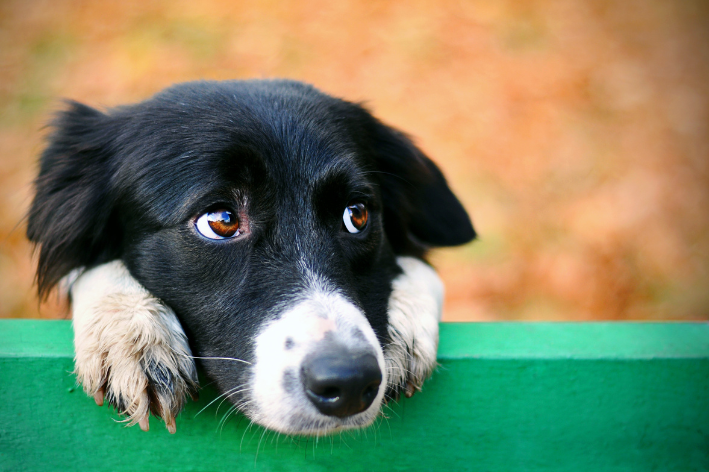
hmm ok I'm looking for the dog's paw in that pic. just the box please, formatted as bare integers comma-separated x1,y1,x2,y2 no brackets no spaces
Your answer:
384,257,444,400
70,261,199,433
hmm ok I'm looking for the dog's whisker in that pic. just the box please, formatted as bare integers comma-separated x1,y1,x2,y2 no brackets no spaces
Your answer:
380,401,401,420
240,417,257,453
255,426,269,464
217,405,234,431
218,404,239,435
188,355,252,365
216,387,249,414
194,384,244,418
198,378,218,389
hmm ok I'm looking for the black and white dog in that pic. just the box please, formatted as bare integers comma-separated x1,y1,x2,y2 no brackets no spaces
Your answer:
27,80,475,435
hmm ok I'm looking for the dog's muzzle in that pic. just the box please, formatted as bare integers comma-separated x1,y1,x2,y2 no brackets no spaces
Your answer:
249,284,387,434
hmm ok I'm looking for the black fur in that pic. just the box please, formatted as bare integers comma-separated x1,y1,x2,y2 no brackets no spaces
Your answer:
27,79,475,404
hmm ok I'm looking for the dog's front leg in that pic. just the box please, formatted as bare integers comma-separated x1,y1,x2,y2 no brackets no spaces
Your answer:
385,257,444,400
69,260,198,433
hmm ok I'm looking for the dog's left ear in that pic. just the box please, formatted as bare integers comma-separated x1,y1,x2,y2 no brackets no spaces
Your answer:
27,101,121,299
368,120,476,256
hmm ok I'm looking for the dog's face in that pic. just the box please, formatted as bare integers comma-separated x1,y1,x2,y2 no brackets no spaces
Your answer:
28,80,474,434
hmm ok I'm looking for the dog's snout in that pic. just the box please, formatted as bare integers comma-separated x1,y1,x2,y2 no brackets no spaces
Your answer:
301,349,382,418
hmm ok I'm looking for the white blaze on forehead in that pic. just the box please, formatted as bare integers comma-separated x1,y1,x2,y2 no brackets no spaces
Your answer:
250,281,386,434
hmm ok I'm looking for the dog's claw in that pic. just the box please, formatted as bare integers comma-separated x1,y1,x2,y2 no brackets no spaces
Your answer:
94,388,104,406
139,414,150,432
165,417,176,434
404,381,418,398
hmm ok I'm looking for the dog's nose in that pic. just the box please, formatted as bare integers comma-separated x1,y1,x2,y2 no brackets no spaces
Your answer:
301,349,382,418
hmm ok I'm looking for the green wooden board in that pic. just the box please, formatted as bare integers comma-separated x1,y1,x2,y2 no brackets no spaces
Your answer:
1,320,708,471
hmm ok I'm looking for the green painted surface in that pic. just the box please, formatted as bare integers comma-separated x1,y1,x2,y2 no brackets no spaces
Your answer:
1,320,708,471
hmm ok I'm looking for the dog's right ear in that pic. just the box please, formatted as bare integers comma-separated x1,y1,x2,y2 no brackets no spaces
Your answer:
365,118,476,258
27,101,121,299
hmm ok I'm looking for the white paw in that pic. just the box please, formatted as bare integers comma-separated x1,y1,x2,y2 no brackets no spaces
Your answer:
70,261,198,433
384,257,443,399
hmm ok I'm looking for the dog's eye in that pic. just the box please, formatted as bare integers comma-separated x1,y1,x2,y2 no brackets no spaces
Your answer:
343,203,368,234
195,209,240,240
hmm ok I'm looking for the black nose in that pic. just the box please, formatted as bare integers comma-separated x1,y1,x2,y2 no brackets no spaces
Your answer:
301,349,382,418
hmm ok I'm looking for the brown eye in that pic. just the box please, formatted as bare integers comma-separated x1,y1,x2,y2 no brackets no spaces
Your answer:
343,203,368,233
195,209,240,240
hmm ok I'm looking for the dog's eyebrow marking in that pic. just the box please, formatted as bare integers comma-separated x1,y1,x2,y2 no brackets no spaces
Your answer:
285,337,295,350
307,153,376,193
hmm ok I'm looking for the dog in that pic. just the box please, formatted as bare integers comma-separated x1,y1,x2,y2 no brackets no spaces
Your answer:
27,79,475,435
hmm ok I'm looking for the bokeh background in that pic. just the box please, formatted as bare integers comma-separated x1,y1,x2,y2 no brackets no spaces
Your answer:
1,0,708,321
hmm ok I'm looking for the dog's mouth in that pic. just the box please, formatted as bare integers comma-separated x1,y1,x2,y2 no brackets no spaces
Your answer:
245,375,386,436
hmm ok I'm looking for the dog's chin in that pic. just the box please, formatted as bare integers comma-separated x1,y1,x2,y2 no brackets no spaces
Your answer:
242,372,386,436
246,398,383,436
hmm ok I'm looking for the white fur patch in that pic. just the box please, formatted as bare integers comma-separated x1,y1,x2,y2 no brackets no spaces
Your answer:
384,257,443,396
70,261,197,433
250,284,387,435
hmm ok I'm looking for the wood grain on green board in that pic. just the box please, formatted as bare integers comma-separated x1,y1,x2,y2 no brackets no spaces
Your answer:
1,320,708,471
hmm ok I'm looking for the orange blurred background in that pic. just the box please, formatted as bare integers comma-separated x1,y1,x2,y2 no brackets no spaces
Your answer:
1,0,708,321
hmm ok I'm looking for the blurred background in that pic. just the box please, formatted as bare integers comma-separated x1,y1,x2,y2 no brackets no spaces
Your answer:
1,0,708,321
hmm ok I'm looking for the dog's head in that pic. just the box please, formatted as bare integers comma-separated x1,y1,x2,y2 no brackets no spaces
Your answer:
28,80,474,434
